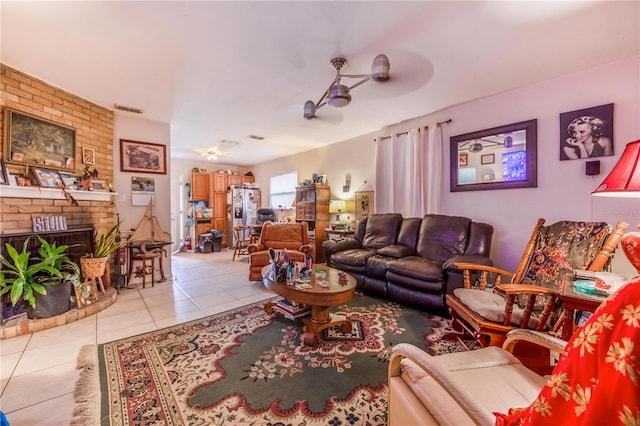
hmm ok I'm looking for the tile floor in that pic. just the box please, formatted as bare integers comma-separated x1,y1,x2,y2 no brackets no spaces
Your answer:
0,249,274,425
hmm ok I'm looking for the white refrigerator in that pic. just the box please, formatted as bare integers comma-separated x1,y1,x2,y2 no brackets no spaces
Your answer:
229,188,261,243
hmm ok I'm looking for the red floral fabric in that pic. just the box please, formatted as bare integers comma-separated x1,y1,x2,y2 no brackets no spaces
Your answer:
495,277,640,425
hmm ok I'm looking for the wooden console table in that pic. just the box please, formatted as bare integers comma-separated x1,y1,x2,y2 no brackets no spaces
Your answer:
559,282,607,340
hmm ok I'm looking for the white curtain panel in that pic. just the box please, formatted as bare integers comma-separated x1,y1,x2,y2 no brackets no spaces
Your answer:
374,124,443,217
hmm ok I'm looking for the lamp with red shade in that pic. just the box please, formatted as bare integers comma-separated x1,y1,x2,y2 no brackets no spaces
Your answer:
592,139,640,274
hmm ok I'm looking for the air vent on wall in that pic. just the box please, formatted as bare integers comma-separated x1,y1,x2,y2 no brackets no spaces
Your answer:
247,134,265,141
114,104,143,114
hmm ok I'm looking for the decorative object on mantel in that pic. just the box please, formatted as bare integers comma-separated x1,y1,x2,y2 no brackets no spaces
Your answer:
32,215,68,232
592,139,640,273
4,107,76,171
0,159,8,185
303,54,390,119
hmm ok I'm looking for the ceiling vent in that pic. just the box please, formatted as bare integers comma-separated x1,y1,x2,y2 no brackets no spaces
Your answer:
114,104,143,114
247,134,265,141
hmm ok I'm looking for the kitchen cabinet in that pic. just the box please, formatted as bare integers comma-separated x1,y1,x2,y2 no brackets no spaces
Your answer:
241,175,255,184
213,192,228,246
190,172,209,201
295,184,330,263
213,173,228,192
228,174,241,189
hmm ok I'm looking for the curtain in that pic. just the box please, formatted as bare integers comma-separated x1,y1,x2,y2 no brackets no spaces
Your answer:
374,124,443,217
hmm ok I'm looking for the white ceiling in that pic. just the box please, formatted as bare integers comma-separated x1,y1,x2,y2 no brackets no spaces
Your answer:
2,1,638,166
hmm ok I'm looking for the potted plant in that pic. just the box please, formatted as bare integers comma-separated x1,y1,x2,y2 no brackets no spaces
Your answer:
0,235,80,319
80,222,124,281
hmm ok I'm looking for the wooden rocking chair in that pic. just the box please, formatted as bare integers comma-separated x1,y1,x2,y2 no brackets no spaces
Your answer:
446,218,628,351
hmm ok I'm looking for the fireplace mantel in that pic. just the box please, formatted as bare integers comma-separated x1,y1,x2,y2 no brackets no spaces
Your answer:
0,186,115,202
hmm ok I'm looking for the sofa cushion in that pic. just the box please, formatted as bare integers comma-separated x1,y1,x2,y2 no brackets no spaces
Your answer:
331,248,377,267
377,244,414,258
362,213,403,249
453,288,537,327
416,215,471,262
387,256,443,282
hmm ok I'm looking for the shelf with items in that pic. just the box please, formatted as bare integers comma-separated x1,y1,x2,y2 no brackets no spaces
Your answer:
0,185,115,202
295,184,330,263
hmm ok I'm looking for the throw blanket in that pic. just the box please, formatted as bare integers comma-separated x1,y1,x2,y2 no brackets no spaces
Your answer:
495,277,640,425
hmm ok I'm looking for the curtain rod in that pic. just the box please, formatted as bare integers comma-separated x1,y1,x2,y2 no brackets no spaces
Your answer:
375,118,452,141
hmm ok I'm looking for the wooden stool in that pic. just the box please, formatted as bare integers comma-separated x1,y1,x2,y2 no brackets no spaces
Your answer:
127,242,166,288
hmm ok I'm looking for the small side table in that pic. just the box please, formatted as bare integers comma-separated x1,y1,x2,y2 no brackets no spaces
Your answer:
559,282,607,340
324,228,355,240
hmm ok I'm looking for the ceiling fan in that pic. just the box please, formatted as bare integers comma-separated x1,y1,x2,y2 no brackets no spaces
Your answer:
304,54,390,119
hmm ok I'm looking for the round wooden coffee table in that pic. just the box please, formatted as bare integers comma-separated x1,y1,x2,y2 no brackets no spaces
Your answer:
261,264,357,346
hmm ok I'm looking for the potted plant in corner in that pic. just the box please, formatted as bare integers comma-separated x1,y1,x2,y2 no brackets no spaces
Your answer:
80,222,125,286
0,236,80,319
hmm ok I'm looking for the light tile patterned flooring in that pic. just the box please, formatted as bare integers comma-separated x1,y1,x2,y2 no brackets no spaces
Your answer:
0,249,273,425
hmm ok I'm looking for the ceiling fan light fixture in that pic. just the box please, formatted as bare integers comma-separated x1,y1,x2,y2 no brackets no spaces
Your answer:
327,84,351,108
304,53,389,119
371,54,390,82
304,100,317,119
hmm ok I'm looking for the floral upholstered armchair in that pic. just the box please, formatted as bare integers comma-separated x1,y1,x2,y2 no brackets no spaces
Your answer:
446,218,628,349
247,221,313,281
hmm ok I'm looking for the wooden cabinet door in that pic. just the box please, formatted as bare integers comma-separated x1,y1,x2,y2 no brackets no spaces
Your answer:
228,174,241,189
190,173,209,201
214,218,227,246
241,175,255,184
213,173,228,192
213,192,227,218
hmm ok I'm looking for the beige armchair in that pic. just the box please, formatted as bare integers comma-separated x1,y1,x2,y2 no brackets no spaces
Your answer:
388,329,566,426
247,221,313,281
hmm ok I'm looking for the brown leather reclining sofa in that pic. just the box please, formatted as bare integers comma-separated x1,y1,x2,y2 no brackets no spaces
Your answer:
322,213,494,314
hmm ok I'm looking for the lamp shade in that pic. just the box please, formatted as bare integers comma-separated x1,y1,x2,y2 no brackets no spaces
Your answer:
329,200,346,213
592,139,640,197
592,139,640,274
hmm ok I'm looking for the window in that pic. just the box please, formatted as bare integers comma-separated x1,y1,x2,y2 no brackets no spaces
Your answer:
270,171,297,210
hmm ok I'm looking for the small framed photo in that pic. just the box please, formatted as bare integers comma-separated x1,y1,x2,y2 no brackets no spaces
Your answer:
0,160,8,185
459,153,468,167
31,167,63,188
316,174,327,185
481,154,495,165
82,148,95,165
91,179,108,191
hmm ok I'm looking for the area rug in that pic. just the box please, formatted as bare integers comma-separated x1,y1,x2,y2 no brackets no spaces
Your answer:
73,293,470,425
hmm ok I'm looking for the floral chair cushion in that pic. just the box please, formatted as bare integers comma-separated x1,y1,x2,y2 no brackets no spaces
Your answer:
521,221,610,291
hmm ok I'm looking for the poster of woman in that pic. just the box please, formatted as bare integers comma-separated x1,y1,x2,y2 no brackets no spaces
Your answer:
559,103,613,161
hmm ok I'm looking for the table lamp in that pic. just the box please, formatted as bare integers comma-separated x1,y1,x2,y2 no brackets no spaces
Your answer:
592,139,640,274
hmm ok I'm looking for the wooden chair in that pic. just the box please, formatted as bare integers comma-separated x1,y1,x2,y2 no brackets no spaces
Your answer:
127,240,167,288
446,218,628,351
232,226,251,261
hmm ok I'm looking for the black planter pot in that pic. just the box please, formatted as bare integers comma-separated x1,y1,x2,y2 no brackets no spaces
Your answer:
24,280,73,319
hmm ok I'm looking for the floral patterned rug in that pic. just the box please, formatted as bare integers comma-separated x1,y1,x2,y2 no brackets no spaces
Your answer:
73,293,468,425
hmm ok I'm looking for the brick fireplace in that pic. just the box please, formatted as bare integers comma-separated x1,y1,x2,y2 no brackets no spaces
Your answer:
0,64,116,239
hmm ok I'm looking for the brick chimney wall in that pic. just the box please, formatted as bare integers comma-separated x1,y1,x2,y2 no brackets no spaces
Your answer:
0,64,116,236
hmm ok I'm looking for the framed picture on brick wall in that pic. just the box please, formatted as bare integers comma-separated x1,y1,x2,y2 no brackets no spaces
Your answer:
4,108,76,171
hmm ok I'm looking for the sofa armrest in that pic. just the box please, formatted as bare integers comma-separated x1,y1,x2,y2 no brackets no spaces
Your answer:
323,239,362,266
247,243,265,254
443,255,493,271
502,329,567,354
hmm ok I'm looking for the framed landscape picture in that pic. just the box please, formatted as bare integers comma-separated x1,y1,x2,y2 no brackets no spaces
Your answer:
4,108,76,171
120,139,167,174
